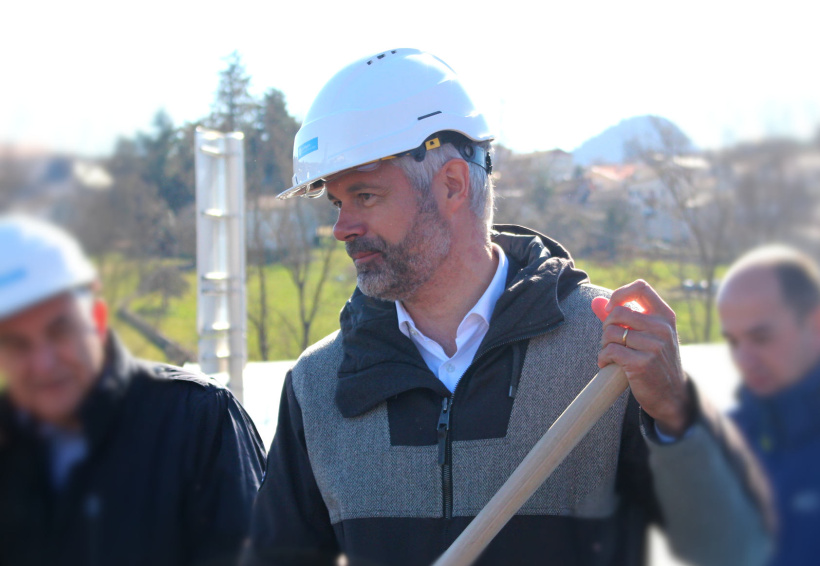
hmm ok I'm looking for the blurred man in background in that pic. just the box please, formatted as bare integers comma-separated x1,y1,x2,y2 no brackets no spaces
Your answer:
0,215,266,566
719,245,820,566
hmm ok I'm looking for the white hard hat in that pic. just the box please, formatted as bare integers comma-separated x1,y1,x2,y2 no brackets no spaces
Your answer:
277,48,494,199
0,215,97,320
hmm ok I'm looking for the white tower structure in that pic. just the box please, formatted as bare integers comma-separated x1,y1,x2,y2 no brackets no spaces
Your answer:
194,128,247,402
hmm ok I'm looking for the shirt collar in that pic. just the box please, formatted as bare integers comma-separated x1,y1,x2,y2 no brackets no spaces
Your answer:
396,244,509,337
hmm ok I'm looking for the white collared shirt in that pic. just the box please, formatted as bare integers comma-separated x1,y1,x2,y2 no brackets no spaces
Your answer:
396,245,686,441
396,244,509,392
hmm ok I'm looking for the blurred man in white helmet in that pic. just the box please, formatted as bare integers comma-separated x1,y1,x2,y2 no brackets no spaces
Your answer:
243,49,771,566
0,215,266,566
718,245,820,566
0,217,101,430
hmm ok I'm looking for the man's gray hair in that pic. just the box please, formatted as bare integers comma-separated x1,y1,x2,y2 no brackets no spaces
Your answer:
394,141,494,233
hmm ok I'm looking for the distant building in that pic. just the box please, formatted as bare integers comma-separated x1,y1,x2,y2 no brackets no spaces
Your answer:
529,149,575,183
492,146,575,197
246,194,322,254
0,144,112,218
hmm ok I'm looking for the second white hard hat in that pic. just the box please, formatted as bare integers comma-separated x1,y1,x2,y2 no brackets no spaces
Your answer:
278,48,494,199
0,215,97,320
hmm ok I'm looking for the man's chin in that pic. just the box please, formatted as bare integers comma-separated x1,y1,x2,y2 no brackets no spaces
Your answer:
358,276,403,303
29,392,84,428
745,377,784,398
358,283,393,302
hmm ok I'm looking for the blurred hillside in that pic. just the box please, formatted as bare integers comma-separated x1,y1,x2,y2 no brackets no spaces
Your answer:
572,115,695,166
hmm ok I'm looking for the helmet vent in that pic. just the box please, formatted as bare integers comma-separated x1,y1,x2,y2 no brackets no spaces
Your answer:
366,51,398,66
417,111,442,121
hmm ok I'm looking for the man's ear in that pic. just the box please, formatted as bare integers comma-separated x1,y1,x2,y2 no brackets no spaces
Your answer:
92,299,108,344
438,159,471,213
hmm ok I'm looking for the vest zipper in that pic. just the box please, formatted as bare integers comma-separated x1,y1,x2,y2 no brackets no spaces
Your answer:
437,321,564,520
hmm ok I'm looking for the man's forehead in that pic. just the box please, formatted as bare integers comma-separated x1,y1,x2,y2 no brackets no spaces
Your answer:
720,266,783,305
325,170,371,199
325,163,406,198
720,268,801,333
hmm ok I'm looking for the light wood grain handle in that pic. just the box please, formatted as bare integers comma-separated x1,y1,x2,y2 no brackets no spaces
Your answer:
432,364,629,566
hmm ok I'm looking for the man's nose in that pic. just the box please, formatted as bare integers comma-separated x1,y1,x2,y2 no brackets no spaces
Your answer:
332,208,366,242
733,344,759,375
28,340,58,378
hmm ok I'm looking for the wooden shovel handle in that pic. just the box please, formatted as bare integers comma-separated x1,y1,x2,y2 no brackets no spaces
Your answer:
432,364,629,566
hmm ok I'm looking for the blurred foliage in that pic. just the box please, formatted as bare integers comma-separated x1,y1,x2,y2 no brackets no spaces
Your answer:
72,52,324,362
97,251,729,365
6,53,818,360
577,258,729,343
138,265,190,313
97,246,355,362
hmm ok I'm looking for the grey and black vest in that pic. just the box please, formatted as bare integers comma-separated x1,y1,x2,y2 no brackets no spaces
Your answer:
290,284,630,525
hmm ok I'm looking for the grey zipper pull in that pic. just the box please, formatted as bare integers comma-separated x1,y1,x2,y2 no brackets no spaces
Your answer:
437,397,451,466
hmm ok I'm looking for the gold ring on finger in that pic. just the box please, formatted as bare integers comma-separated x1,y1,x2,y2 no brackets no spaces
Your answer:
622,327,629,347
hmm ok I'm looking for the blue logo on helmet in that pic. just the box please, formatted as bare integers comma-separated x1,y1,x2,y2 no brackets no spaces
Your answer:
0,268,26,289
297,137,319,159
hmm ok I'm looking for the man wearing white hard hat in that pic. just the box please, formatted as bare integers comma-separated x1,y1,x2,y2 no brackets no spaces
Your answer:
244,49,771,566
0,215,266,566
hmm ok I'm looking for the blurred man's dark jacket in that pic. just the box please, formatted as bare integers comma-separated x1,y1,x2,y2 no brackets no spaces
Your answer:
0,332,266,566
732,361,820,566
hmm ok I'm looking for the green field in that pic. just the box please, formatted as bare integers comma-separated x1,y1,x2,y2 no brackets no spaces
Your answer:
99,246,357,363
576,258,727,343
99,252,725,364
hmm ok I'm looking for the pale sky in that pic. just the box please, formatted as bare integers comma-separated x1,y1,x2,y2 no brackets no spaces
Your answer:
3,0,817,157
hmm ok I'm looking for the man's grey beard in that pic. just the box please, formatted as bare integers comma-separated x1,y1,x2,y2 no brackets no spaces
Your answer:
346,198,451,302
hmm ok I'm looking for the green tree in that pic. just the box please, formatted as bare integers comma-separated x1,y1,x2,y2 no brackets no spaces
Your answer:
139,110,196,214
210,51,258,133
244,89,300,359
265,198,340,356
631,118,732,342
103,138,176,258
138,265,190,313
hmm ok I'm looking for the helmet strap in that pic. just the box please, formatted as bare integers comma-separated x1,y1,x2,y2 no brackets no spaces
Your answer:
415,132,493,174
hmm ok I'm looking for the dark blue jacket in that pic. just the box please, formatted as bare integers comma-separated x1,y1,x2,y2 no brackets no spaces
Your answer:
731,361,820,566
0,332,266,566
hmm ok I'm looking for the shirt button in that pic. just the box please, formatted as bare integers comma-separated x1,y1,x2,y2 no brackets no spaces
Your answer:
446,364,455,372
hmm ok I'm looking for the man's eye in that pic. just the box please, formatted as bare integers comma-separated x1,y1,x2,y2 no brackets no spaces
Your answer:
0,337,29,357
749,331,771,345
331,200,342,209
48,320,76,342
359,193,374,203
